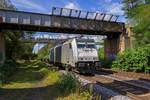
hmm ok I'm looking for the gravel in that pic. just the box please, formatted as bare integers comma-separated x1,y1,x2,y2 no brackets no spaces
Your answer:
59,70,132,100
78,76,131,100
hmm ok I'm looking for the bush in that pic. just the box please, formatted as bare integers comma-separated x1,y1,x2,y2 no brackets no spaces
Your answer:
104,60,113,68
98,48,104,61
21,53,37,60
57,73,81,93
112,45,150,72
98,47,109,67
0,59,18,84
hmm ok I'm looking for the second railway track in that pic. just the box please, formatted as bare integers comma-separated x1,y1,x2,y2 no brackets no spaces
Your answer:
78,72,150,100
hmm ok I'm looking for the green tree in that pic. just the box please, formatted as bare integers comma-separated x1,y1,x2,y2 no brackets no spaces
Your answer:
122,0,150,46
0,0,38,84
0,0,36,60
5,30,35,60
0,0,16,9
38,44,52,59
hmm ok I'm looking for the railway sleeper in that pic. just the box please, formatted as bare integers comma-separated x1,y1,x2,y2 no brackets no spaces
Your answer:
96,81,146,100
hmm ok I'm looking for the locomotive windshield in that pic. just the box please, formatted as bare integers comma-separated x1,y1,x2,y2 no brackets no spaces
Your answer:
77,39,96,48
86,44,95,48
77,44,85,48
77,43,96,48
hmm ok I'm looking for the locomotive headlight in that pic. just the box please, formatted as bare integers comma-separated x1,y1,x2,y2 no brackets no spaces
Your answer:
78,57,83,61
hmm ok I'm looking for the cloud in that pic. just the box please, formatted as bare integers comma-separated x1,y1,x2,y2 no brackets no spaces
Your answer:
11,0,48,12
106,2,125,22
64,2,80,9
97,0,125,22
98,1,124,15
107,3,124,15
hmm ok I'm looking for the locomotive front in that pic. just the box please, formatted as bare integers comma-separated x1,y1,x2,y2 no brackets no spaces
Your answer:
75,39,100,73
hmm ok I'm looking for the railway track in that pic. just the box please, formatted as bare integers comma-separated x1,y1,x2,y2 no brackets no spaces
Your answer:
79,73,150,100
43,61,150,100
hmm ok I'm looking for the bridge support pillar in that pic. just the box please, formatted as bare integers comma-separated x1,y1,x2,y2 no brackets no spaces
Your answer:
104,35,120,61
0,32,5,64
104,29,126,61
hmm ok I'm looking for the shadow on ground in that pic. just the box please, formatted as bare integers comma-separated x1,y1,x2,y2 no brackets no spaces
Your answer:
6,60,49,84
0,60,72,100
94,68,117,75
0,83,70,100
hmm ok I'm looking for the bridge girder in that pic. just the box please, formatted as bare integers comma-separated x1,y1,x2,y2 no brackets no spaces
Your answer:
0,9,124,35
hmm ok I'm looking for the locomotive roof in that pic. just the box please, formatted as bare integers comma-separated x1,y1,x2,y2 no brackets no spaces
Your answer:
50,38,95,50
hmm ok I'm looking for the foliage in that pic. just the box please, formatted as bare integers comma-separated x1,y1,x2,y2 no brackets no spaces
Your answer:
112,45,150,72
1,60,60,88
6,38,35,60
98,47,104,61
80,90,93,100
0,1,20,59
122,0,150,46
57,90,93,100
21,53,37,60
104,60,113,68
98,47,113,68
0,59,18,84
0,0,37,84
57,73,81,93
130,4,150,46
0,60,94,99
0,1,36,60
38,43,53,59
0,0,16,9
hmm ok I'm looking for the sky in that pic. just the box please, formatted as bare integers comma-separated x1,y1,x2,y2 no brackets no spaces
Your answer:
10,0,125,53
10,0,125,16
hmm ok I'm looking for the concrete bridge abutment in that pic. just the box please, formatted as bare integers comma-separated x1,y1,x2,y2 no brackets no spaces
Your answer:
104,27,127,61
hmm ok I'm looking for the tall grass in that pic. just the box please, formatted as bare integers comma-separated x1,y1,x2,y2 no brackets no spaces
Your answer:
0,60,97,100
56,73,96,100
57,73,81,93
0,59,18,84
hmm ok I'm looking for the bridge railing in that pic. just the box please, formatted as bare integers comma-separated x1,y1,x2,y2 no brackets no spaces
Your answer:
0,9,52,26
0,8,124,33
52,7,119,22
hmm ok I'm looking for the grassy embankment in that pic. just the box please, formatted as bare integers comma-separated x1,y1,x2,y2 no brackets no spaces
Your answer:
0,60,92,100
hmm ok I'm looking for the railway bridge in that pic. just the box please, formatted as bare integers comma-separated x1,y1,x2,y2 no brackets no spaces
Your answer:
0,7,129,63
21,33,104,44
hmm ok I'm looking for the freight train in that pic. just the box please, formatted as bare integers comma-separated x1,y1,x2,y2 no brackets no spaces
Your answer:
49,38,101,73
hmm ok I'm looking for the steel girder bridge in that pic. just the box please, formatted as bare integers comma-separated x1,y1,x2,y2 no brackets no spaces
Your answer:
0,7,127,63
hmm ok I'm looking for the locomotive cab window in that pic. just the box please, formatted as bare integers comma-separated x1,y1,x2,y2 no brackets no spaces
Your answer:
86,44,96,48
77,44,85,48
